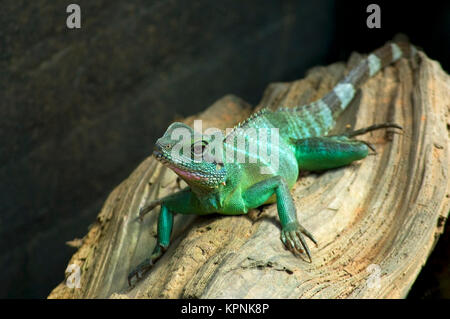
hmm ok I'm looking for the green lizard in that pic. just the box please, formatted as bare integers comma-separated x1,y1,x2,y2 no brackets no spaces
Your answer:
128,41,416,285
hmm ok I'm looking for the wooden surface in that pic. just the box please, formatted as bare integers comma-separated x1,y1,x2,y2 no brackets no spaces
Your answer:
2,0,337,298
48,48,450,299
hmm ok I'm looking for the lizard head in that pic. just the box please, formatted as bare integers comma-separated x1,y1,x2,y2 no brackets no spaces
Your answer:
153,122,227,190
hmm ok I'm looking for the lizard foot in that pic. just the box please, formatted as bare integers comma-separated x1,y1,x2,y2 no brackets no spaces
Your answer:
281,222,317,262
127,258,154,286
343,122,403,138
127,245,164,286
342,122,403,155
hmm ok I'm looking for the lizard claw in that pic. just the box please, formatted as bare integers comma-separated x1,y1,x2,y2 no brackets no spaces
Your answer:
128,258,154,286
138,207,146,222
138,199,162,221
281,222,317,262
359,140,377,155
127,245,164,286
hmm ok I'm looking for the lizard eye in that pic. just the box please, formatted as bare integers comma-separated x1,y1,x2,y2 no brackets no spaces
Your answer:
191,140,208,156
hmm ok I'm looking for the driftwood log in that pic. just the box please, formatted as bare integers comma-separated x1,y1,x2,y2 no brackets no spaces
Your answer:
49,47,450,299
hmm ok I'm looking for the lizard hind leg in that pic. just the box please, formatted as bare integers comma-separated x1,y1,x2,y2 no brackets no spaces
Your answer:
340,122,403,155
292,136,370,171
292,122,402,171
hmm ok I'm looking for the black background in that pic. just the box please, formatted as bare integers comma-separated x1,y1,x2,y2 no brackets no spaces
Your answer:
0,0,448,298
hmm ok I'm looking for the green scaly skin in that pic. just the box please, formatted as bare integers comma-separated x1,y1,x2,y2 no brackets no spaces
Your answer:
128,41,416,285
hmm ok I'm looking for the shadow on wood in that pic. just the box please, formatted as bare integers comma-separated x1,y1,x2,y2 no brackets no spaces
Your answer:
48,48,450,299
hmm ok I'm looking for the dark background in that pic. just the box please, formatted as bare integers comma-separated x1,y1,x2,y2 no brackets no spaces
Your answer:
0,0,449,298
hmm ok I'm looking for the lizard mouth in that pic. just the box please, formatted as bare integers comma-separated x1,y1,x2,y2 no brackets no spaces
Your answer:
153,149,170,165
153,148,205,181
153,143,226,188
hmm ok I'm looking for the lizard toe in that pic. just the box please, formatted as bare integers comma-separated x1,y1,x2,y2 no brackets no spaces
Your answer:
281,222,317,262
128,258,153,286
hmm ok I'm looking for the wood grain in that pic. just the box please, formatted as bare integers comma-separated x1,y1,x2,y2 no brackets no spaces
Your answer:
48,49,450,299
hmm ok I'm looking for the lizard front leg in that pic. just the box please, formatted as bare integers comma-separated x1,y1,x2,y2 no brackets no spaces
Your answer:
128,204,173,285
138,188,193,220
243,176,317,261
128,189,204,285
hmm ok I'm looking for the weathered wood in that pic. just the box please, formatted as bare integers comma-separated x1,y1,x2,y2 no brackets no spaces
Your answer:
1,0,338,298
48,48,450,299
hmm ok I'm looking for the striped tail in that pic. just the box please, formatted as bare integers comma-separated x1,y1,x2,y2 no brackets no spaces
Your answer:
274,41,418,140
319,41,417,118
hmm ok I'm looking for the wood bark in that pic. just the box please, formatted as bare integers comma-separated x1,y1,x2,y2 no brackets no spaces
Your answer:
48,49,450,299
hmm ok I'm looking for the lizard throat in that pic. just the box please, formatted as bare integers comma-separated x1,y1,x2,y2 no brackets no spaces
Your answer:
153,148,226,190
170,165,204,181
153,150,206,182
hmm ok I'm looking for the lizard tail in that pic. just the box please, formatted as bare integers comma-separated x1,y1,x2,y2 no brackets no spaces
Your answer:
316,41,418,120
232,41,418,142
277,41,418,139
